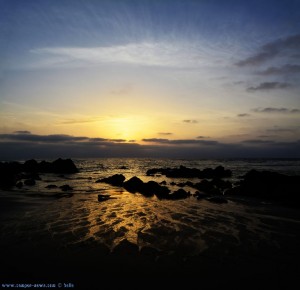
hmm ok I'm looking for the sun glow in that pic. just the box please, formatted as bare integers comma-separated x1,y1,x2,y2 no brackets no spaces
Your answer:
102,116,150,141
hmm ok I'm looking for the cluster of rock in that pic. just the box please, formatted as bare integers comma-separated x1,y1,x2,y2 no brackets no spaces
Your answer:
146,165,232,178
0,158,78,188
97,174,190,200
227,170,300,205
97,166,300,206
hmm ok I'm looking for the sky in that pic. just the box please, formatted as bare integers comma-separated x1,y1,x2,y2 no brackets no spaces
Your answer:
0,0,300,159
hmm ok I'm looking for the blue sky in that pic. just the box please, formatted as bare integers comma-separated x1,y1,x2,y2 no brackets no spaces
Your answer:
0,0,300,158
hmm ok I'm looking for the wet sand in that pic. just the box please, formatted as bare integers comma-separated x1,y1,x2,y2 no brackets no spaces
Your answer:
0,189,299,289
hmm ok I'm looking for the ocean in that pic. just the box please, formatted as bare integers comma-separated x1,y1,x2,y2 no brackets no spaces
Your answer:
1,158,300,288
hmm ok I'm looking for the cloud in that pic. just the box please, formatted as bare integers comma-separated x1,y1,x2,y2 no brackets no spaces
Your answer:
258,64,300,75
14,130,31,134
29,41,219,69
237,113,250,117
0,132,299,159
183,119,198,124
158,132,173,136
266,127,297,133
0,132,129,144
196,136,209,139
253,107,300,113
61,118,100,125
89,137,108,142
247,82,291,92
142,138,170,143
142,138,219,146
236,34,300,67
0,133,89,143
108,139,126,143
241,139,275,144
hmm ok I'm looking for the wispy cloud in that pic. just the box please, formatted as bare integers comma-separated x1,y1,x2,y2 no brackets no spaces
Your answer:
257,64,300,75
142,138,219,146
183,119,198,124
0,132,128,144
60,117,101,125
237,113,250,117
14,130,31,134
0,133,89,143
158,132,173,136
266,127,297,133
253,107,300,113
196,136,209,139
236,34,300,67
241,139,275,144
30,41,220,69
247,82,291,92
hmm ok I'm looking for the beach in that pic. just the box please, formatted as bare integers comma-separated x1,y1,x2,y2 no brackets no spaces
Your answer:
0,158,300,289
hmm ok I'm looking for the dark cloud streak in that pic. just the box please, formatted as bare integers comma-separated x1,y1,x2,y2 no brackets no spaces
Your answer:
253,107,300,113
247,82,291,92
0,132,299,159
236,34,300,67
258,64,300,75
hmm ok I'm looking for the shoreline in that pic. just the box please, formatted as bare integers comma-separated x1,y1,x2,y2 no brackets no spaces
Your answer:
1,189,299,289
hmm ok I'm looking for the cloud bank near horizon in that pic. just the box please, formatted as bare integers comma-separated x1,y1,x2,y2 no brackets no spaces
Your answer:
0,131,299,159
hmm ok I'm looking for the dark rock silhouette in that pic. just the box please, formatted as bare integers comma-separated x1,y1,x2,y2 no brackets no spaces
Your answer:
193,180,221,195
59,184,73,191
96,174,125,186
146,165,232,179
24,179,36,186
15,181,23,188
119,166,128,169
0,158,78,188
51,158,78,173
98,194,114,202
45,184,58,189
227,170,300,205
206,196,228,204
145,181,170,198
113,239,139,256
123,177,170,198
123,177,145,193
194,191,209,200
168,188,190,200
24,159,39,172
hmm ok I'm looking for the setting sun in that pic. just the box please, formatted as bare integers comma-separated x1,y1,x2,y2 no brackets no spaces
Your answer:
101,116,150,142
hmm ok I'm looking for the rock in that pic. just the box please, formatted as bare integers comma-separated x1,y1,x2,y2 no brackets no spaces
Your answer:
206,196,228,204
113,239,139,256
51,158,78,173
146,165,232,179
45,184,58,189
0,161,21,188
193,180,221,195
96,174,125,186
15,181,23,188
227,170,300,205
98,194,112,202
24,159,39,172
119,166,128,169
194,191,209,200
168,188,190,200
24,179,36,186
123,176,144,193
160,181,167,185
144,181,170,198
59,184,73,191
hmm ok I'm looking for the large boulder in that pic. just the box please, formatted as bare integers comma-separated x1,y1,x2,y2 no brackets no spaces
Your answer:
123,177,144,193
96,174,125,186
227,170,300,205
51,158,78,173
